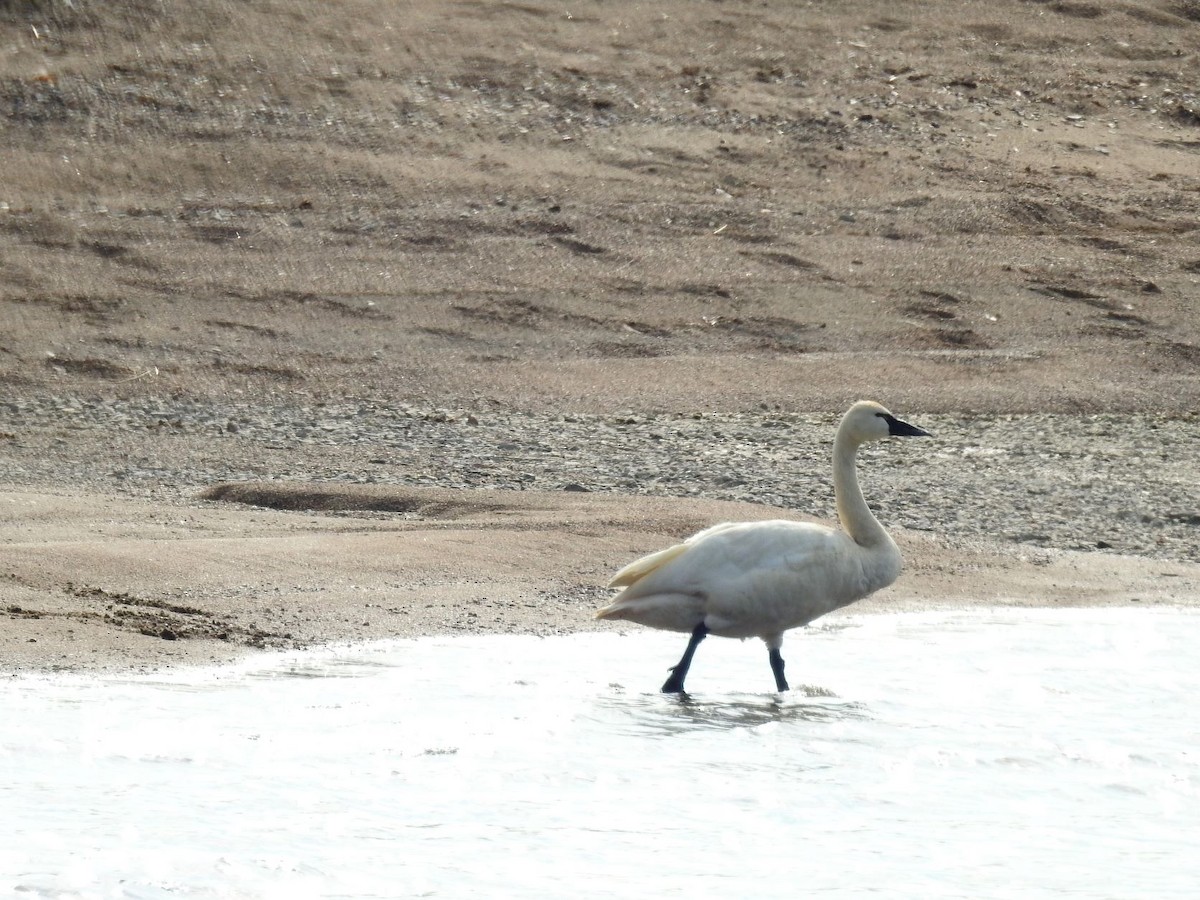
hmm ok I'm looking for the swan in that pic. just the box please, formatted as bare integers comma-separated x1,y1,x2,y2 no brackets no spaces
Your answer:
596,400,930,693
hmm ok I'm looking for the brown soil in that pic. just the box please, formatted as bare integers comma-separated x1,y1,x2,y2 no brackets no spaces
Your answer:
2,0,1199,672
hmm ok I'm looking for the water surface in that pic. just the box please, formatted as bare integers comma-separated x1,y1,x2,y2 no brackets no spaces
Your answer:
4,609,1198,898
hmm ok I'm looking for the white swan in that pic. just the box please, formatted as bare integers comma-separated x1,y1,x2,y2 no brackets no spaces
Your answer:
596,400,930,693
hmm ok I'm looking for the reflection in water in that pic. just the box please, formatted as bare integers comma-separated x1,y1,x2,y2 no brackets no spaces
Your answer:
595,689,868,737
4,609,1200,899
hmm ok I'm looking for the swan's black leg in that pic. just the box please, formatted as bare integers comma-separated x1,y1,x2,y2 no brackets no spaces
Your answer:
662,623,708,693
768,647,789,692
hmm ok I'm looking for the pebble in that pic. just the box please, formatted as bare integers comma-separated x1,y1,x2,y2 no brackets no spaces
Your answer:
0,396,1196,562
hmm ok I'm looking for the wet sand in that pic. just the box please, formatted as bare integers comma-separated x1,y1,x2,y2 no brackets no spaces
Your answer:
4,473,1197,673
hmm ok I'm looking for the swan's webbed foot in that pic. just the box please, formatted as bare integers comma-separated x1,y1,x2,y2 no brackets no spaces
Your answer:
768,647,789,692
660,669,688,694
661,622,708,693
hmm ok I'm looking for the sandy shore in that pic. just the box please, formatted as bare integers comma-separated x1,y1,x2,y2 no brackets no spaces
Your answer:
4,480,1199,673
2,1,1199,672
4,446,1198,673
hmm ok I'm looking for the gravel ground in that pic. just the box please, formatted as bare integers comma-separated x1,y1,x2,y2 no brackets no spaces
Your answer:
4,1,1199,674
3,396,1197,562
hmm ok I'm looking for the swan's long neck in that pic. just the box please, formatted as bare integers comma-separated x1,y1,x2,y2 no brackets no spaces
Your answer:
832,431,891,548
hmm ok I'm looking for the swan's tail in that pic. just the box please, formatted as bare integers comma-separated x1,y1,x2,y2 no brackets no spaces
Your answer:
595,591,705,632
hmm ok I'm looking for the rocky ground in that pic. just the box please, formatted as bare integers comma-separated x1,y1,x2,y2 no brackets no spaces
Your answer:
3,396,1199,561
1,0,1198,671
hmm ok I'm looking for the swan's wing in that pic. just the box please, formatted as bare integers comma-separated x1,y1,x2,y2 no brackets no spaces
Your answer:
707,528,867,629
607,542,690,588
606,521,744,588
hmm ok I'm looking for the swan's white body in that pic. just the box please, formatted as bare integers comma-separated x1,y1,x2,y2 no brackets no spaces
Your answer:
602,517,900,643
597,400,929,692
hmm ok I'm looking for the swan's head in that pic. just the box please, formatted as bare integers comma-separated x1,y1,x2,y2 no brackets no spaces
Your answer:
840,400,931,444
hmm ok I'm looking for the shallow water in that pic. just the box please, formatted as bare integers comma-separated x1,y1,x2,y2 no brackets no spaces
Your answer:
4,609,1199,899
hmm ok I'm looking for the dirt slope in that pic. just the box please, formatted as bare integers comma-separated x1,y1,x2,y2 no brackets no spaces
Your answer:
1,1,1198,671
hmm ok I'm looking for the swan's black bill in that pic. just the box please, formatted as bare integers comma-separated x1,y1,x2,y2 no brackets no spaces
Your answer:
880,413,931,438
